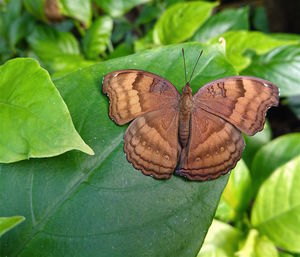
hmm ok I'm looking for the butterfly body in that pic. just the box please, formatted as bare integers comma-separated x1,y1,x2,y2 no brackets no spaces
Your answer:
179,83,193,147
103,69,279,181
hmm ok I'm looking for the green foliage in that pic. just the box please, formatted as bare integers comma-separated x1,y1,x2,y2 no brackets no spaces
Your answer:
0,216,25,238
0,43,231,257
236,230,279,257
252,156,300,252
1,1,300,256
215,160,251,222
192,6,249,42
94,0,150,17
23,0,46,21
197,220,242,257
0,58,93,163
82,16,113,59
154,1,217,44
58,0,92,27
209,30,299,72
251,133,300,195
242,45,300,96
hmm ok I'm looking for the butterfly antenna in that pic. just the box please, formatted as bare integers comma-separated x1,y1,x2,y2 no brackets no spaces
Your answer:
188,49,203,84
182,48,187,84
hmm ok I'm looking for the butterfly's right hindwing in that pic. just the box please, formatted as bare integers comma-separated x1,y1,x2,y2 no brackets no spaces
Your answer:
124,108,181,179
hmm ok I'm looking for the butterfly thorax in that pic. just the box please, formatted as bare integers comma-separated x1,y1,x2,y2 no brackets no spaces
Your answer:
179,84,193,147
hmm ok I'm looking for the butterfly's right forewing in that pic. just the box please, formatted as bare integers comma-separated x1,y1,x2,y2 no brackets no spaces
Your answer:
102,69,180,125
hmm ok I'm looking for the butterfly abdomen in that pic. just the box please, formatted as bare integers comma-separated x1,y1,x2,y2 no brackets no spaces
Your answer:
179,86,193,147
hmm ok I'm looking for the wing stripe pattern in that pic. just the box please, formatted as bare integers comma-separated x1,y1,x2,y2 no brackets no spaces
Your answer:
177,109,245,181
103,69,180,125
124,111,180,179
194,77,279,135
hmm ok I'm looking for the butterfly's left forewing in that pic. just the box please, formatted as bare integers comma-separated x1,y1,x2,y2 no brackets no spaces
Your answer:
177,108,245,180
193,76,279,135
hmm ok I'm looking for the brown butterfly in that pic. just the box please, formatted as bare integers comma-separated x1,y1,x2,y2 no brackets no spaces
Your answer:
102,49,279,181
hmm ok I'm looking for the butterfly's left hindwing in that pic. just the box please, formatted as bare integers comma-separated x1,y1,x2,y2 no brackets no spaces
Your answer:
177,108,245,180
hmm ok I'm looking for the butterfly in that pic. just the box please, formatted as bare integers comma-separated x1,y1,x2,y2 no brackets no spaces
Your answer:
102,49,279,181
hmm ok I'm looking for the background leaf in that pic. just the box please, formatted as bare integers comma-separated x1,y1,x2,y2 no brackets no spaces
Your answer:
28,25,80,59
209,30,298,71
242,122,272,168
215,160,251,222
287,95,300,119
94,0,150,17
236,229,279,257
58,0,92,27
0,216,25,238
0,58,93,163
241,45,300,97
27,25,93,75
23,0,46,21
197,220,242,257
153,1,217,44
251,133,300,195
82,16,113,60
251,156,300,253
192,7,249,42
0,43,236,257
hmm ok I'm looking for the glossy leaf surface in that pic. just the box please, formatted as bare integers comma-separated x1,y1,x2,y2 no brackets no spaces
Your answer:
0,58,93,163
154,1,217,44
82,16,113,59
242,45,300,97
252,156,300,252
251,133,300,194
0,216,25,238
192,7,249,42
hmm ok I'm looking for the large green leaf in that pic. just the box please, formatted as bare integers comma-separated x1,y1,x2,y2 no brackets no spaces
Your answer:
0,43,235,257
197,219,242,257
94,0,149,17
0,216,25,238
192,7,249,42
82,16,113,60
215,160,251,222
209,30,298,71
241,45,300,97
153,1,217,45
58,0,92,27
251,133,300,195
0,58,93,163
236,230,278,257
251,156,300,253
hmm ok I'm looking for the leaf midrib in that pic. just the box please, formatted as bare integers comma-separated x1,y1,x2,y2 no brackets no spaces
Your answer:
11,132,124,257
